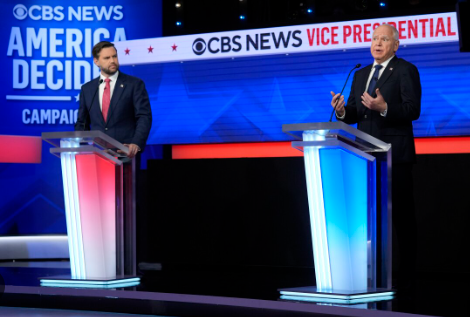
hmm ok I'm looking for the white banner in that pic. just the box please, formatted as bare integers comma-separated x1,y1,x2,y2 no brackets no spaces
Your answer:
115,12,459,65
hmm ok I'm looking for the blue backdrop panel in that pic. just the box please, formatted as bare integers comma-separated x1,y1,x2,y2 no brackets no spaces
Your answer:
0,0,162,235
122,41,470,145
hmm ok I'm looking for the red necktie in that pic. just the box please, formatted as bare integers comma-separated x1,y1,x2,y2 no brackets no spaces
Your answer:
102,78,111,122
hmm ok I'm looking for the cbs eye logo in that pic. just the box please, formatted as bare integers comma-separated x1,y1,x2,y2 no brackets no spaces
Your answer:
13,4,28,20
192,38,206,55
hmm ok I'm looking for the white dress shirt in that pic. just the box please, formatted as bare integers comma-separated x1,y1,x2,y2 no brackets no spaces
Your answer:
364,55,395,93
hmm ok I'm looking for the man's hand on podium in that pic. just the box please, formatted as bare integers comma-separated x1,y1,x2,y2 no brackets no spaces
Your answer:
118,143,141,158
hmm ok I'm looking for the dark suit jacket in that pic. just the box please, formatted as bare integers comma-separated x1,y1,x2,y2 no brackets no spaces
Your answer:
340,56,421,163
75,72,152,151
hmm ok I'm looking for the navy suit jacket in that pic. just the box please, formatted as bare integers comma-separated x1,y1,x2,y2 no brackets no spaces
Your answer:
75,72,152,151
340,56,421,163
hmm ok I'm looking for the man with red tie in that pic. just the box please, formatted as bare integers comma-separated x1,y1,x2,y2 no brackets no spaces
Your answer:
75,41,152,158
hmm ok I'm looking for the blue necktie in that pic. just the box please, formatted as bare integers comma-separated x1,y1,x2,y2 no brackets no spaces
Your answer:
367,65,383,95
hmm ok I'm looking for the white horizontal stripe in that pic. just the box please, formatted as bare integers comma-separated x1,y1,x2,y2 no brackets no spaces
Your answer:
6,95,72,101
115,12,459,65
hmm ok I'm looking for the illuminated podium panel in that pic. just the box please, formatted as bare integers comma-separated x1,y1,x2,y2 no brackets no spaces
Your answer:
280,122,392,304
41,131,139,288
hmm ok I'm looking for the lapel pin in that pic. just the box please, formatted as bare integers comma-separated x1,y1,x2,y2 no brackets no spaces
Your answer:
390,68,393,71
121,84,124,87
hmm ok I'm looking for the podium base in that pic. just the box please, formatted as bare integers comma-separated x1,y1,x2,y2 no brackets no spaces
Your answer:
40,275,140,289
279,286,394,305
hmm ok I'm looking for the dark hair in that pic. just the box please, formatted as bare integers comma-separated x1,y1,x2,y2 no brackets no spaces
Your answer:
92,41,116,59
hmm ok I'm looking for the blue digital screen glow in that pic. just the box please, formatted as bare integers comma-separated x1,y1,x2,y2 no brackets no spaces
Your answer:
0,0,162,236
122,41,470,145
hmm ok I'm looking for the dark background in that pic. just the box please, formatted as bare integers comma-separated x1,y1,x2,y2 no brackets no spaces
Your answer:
162,0,460,36
138,152,470,282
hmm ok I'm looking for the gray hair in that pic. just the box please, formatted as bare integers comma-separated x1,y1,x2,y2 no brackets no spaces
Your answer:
382,24,399,41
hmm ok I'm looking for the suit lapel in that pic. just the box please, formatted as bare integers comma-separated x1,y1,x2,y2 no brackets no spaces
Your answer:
375,56,398,92
90,77,106,125
358,65,372,116
106,72,126,124
360,65,372,94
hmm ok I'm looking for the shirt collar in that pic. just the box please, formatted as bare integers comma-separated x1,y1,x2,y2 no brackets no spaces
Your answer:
373,55,395,70
100,71,119,83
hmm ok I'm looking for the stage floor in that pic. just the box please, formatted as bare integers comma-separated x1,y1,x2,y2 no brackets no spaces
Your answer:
0,261,468,317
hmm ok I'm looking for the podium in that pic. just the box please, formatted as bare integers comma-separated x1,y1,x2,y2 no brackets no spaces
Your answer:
41,131,139,288
279,122,393,304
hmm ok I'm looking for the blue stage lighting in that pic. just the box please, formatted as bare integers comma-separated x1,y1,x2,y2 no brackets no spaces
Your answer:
176,21,182,26
240,15,245,20
379,2,386,7
307,8,313,13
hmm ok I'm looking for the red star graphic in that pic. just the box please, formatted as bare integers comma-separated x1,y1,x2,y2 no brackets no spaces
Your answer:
148,45,154,53
171,44,177,51
125,48,130,55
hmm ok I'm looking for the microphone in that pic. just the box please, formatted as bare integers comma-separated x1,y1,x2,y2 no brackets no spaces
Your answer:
329,64,361,122
82,79,104,131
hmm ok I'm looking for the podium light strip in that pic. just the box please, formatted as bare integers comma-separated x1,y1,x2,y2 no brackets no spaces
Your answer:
279,290,394,300
279,294,394,304
302,131,332,290
60,152,77,276
40,277,140,289
60,139,86,279
70,150,86,279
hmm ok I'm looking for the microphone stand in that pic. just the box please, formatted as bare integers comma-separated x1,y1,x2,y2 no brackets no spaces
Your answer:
329,64,361,122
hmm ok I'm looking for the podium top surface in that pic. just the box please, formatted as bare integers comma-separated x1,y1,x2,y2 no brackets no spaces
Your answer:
42,131,128,154
282,121,391,153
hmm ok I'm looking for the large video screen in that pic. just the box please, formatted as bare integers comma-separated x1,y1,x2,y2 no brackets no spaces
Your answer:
125,40,470,145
